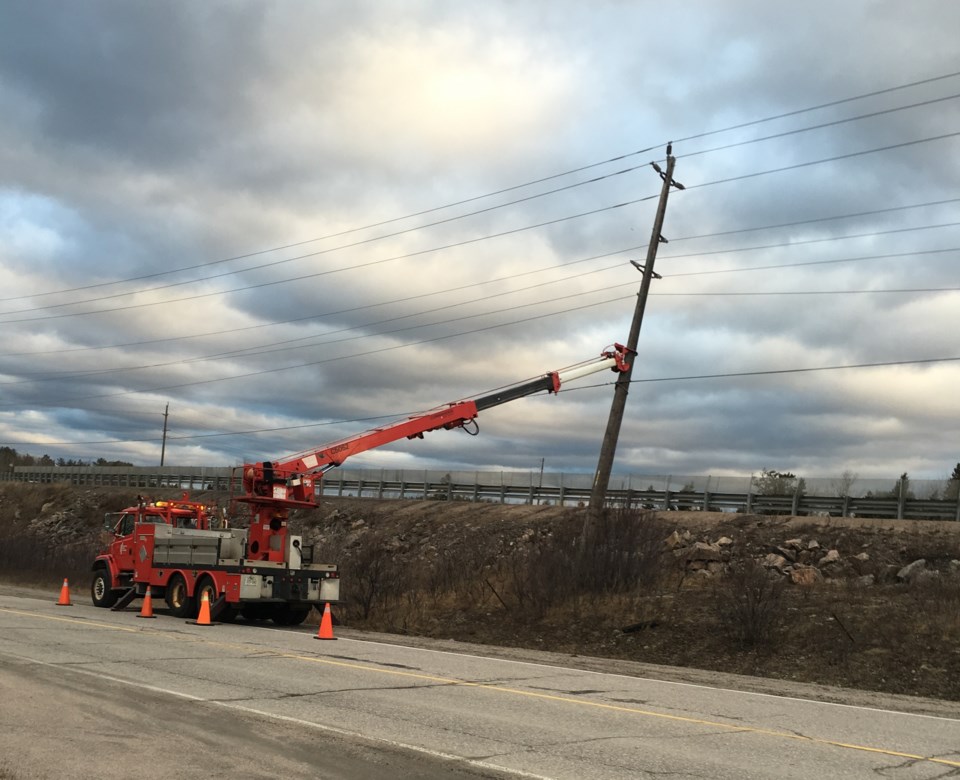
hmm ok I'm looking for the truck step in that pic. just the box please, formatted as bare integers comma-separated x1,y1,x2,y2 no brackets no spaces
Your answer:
110,587,138,611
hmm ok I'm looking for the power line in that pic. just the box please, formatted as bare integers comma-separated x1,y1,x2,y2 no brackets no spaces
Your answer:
664,246,959,278
7,69,960,305
5,232,956,381
7,355,959,449
661,197,960,245
659,222,960,263
5,222,959,382
11,280,958,386
6,123,960,325
4,196,955,359
682,92,960,159
0,163,652,306
0,192,662,322
686,131,960,192
631,357,960,384
674,69,960,144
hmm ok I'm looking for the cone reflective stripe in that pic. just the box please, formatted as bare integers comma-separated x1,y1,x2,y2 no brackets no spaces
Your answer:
186,591,216,626
137,586,156,619
56,578,72,607
314,602,336,640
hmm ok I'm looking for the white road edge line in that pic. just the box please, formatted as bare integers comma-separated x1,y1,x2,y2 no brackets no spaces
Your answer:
0,650,555,780
311,633,960,723
6,596,958,723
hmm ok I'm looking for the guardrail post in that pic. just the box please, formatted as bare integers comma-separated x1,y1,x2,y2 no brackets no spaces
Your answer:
792,486,800,516
897,477,906,520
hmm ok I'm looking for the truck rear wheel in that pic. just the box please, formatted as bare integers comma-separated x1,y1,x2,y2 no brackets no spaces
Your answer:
196,577,219,608
165,574,196,618
272,606,311,626
90,569,118,608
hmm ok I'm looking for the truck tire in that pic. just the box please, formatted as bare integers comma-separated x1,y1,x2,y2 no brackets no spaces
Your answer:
90,569,118,608
271,605,311,626
165,574,196,618
196,577,219,608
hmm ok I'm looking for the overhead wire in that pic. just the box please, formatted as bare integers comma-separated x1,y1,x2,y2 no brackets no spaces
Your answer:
5,69,960,438
3,218,957,381
6,250,960,386
3,196,956,359
0,191,663,322
5,69,959,305
4,124,960,325
0,262,960,396
6,355,960,449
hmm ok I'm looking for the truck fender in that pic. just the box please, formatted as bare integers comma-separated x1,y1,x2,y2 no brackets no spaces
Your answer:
92,556,119,589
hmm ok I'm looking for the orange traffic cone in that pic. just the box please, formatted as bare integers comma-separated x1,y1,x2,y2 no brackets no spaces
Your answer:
314,603,336,640
137,586,156,619
56,578,72,607
187,591,215,626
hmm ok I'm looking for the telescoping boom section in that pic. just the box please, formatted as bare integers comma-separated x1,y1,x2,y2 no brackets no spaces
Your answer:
236,344,630,550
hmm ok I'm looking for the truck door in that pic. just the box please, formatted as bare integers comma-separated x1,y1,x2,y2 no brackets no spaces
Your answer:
107,512,138,574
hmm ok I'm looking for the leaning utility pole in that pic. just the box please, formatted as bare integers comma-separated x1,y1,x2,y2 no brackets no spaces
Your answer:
160,403,169,466
587,145,682,527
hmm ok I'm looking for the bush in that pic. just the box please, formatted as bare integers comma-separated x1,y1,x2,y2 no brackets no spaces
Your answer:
713,558,786,649
501,507,669,616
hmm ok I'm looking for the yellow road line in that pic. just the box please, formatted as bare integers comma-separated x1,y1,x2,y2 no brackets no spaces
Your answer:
2,606,958,769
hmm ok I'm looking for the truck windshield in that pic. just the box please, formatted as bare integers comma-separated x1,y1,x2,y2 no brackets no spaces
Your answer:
103,512,122,532
103,512,136,536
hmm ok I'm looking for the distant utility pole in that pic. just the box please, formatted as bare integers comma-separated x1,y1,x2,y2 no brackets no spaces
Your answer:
587,145,682,527
160,403,169,466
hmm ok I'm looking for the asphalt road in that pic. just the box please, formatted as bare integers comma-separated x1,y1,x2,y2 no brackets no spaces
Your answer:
1,590,959,779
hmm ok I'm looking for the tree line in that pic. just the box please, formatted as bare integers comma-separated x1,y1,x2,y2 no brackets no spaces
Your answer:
752,465,960,501
0,447,133,472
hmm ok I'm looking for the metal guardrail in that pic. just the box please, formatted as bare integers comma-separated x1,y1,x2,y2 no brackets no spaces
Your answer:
0,466,234,491
318,478,960,520
3,466,959,520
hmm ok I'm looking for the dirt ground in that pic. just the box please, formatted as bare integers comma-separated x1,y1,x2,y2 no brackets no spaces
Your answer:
3,483,960,703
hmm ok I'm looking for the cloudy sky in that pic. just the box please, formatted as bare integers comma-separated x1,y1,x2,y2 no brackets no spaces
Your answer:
1,1,958,484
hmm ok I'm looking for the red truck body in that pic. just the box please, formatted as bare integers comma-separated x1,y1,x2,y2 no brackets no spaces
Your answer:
92,494,339,624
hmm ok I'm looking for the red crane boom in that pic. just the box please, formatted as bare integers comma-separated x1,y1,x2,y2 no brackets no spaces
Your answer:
234,345,630,562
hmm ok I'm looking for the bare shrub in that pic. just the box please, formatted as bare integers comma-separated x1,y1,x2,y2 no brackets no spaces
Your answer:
577,507,668,592
341,533,407,620
907,573,960,636
501,508,669,616
714,558,787,649
0,534,96,588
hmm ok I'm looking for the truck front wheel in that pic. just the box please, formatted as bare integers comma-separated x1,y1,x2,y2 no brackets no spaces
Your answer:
91,569,118,608
165,574,196,618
